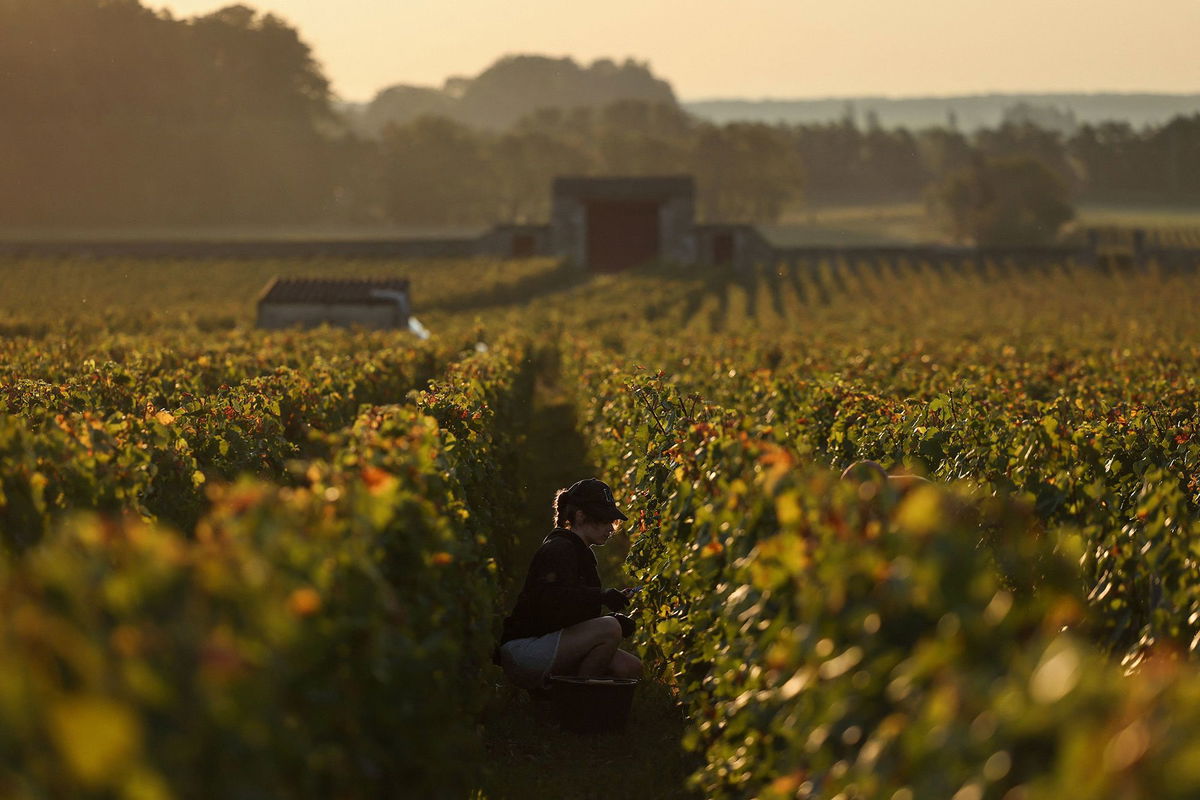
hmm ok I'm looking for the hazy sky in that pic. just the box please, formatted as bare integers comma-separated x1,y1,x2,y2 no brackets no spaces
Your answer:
151,1,1200,102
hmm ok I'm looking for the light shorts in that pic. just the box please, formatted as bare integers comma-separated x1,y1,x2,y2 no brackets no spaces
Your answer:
499,630,563,690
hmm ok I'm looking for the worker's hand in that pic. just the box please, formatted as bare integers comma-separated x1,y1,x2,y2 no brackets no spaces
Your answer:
611,613,636,638
601,588,630,611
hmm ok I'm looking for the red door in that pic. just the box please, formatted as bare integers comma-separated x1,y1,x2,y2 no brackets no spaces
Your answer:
586,200,660,272
511,233,536,258
713,232,735,265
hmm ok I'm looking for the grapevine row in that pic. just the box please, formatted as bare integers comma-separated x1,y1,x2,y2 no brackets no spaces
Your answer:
563,344,1200,800
0,338,531,798
0,331,466,545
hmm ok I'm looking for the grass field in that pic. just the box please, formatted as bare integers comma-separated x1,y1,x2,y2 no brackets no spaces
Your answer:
766,200,1200,247
769,202,936,245
1076,202,1200,229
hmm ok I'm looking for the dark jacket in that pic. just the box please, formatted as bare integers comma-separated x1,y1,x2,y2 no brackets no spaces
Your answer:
500,528,603,643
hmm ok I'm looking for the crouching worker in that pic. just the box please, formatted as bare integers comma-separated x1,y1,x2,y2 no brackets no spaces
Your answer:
497,478,643,691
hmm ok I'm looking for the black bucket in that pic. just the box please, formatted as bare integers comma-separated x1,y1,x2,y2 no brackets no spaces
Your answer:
546,676,639,734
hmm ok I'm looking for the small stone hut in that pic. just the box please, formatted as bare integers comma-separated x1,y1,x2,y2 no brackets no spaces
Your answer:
256,277,411,330
550,176,696,271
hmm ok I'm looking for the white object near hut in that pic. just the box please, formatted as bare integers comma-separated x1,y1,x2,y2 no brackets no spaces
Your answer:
255,277,411,330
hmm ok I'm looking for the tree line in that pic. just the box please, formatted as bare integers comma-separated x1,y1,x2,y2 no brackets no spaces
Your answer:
2,0,1197,236
371,103,805,226
1,0,341,228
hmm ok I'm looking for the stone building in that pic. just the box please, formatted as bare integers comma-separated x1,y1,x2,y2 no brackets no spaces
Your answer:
256,277,411,330
549,176,697,271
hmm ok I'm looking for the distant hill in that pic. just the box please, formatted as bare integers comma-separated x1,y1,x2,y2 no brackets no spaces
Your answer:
351,55,677,135
348,55,1200,137
683,93,1200,131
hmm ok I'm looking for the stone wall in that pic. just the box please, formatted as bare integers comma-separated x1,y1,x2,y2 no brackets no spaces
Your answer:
694,224,774,270
549,196,588,268
0,238,483,260
659,194,697,264
477,224,552,259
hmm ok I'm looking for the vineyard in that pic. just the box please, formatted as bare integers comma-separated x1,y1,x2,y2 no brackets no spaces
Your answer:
2,251,1200,799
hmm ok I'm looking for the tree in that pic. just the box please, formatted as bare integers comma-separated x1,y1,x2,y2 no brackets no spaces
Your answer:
0,0,342,227
927,156,1075,246
364,54,680,131
491,128,590,222
594,101,693,177
691,123,804,222
917,127,974,181
975,121,1084,196
377,116,497,226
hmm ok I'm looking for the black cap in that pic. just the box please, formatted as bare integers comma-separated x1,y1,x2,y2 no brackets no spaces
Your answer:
563,478,628,521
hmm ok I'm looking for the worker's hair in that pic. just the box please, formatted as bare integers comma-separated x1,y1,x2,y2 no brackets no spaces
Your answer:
553,488,599,528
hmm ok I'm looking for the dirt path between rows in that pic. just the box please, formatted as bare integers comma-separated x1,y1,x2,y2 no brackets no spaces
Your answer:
474,352,699,800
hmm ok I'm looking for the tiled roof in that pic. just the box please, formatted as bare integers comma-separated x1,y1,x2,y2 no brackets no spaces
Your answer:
257,277,410,306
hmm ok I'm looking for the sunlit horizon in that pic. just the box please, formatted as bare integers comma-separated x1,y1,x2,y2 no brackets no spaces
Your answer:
149,0,1200,103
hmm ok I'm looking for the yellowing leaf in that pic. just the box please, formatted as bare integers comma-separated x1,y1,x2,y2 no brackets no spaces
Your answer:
768,770,807,796
49,696,142,787
893,486,945,536
287,587,322,617
775,492,802,526
154,410,175,426
122,766,175,800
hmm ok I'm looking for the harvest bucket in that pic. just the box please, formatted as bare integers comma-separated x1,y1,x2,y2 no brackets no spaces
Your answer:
546,676,639,734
